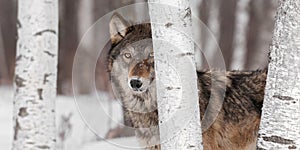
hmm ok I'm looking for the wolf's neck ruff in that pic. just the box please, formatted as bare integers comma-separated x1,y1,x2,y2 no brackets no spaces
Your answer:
123,90,158,113
107,13,267,150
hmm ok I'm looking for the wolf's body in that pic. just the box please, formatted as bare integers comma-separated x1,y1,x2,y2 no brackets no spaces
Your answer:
107,14,267,150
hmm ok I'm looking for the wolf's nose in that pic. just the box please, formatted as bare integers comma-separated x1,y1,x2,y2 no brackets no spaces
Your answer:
130,79,143,89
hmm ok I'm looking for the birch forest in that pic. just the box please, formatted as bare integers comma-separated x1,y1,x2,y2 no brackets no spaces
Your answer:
0,0,299,150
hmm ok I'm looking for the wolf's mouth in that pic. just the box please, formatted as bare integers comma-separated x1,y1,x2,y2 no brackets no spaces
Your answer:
132,88,145,92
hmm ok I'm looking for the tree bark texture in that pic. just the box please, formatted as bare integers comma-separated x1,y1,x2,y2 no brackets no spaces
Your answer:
257,0,300,149
13,0,58,149
149,0,203,149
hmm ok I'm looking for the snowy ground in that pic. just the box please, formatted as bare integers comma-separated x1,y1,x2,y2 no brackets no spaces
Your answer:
0,86,13,150
0,86,140,150
82,137,140,150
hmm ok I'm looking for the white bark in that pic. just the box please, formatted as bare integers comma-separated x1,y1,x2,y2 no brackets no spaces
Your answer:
257,0,300,149
230,0,250,70
13,0,58,149
149,1,203,149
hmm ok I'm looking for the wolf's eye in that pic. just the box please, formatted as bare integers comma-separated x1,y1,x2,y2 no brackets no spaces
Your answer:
124,52,132,59
149,52,154,58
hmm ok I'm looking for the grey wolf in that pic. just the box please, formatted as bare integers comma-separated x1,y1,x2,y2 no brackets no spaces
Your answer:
107,13,267,150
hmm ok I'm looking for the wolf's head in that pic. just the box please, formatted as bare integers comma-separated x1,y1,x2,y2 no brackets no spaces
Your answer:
107,13,156,111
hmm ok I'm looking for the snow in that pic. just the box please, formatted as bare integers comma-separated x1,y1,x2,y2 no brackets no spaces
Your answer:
82,137,139,150
0,86,140,150
0,86,13,150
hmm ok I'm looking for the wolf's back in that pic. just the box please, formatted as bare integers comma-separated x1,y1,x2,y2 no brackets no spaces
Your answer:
197,70,267,150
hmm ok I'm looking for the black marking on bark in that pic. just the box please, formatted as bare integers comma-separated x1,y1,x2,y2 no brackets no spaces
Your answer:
180,52,194,56
165,22,173,28
17,19,22,28
273,95,294,101
43,73,51,84
166,87,173,90
288,145,297,149
18,107,29,117
188,145,195,148
184,7,191,19
27,142,35,145
44,51,55,57
36,145,50,149
16,55,22,62
262,135,294,145
15,75,25,87
257,148,267,150
34,29,56,36
13,119,20,140
283,11,287,15
166,86,181,90
38,89,43,100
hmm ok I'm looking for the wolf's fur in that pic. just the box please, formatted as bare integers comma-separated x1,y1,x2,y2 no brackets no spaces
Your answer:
107,14,267,150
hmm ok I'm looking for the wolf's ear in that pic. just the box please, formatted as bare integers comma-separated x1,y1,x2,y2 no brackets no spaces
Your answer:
109,13,130,44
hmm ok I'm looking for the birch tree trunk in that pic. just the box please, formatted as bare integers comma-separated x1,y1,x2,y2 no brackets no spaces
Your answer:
230,0,250,70
0,0,17,84
190,0,203,70
257,0,300,149
0,26,9,84
13,0,58,149
57,0,79,95
245,0,277,70
149,1,203,149
204,0,220,68
74,0,94,94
